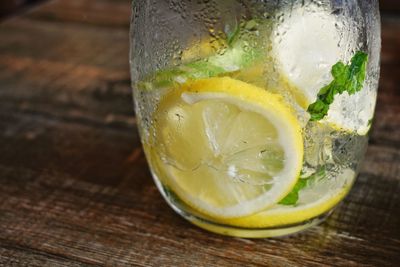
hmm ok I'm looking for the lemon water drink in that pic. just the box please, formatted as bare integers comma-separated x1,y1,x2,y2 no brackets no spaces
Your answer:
130,0,381,237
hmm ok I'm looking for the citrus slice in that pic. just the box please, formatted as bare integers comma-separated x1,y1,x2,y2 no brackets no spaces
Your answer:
181,38,225,62
151,77,303,218
272,5,374,135
217,168,355,228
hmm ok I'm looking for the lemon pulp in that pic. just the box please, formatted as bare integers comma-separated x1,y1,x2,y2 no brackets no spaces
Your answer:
149,77,303,219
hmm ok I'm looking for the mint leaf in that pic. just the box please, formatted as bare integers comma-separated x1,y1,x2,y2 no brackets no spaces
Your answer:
278,178,308,205
307,51,368,121
226,19,259,46
139,60,226,90
184,61,226,79
226,23,240,47
140,20,264,90
279,168,326,206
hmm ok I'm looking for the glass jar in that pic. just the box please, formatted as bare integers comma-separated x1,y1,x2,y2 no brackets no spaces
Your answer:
130,0,380,238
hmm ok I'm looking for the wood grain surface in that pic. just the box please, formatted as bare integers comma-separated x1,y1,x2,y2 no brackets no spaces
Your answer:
0,0,399,266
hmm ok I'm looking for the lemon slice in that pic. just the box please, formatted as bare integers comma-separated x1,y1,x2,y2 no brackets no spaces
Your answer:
181,38,224,62
216,168,355,228
272,5,374,135
151,77,303,218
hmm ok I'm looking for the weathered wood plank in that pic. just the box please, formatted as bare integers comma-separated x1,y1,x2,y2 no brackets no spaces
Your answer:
0,17,133,129
0,244,92,267
26,0,131,28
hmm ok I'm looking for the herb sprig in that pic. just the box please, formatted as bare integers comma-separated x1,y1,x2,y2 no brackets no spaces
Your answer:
307,51,369,121
279,168,326,206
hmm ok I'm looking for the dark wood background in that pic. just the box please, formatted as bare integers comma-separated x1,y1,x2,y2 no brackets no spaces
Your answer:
0,0,399,266
380,0,400,12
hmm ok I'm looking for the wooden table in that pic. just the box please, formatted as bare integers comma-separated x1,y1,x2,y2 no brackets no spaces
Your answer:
0,0,399,266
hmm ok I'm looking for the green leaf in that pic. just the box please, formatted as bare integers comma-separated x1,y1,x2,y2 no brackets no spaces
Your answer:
138,60,226,90
307,51,369,121
140,19,265,90
184,61,226,79
278,178,308,205
226,23,240,47
279,168,326,206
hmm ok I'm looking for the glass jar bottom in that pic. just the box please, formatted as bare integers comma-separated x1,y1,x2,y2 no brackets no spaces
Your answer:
155,177,334,238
